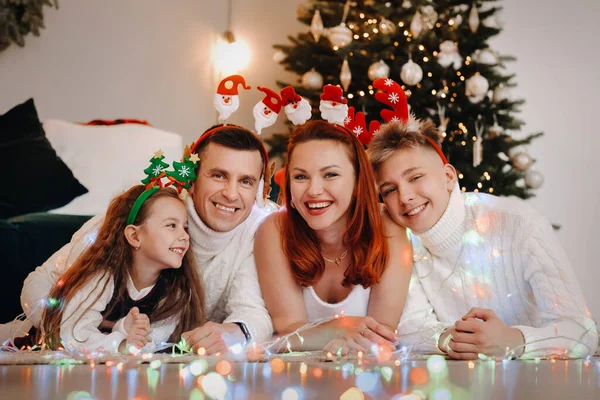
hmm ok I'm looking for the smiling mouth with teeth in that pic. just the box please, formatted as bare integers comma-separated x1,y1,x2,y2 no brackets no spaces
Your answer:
306,201,332,209
169,248,185,255
214,203,237,213
405,203,427,216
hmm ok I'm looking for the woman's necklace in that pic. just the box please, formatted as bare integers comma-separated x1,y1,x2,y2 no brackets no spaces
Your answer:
322,249,349,266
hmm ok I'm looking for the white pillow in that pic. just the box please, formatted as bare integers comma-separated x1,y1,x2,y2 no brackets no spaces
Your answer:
44,119,184,215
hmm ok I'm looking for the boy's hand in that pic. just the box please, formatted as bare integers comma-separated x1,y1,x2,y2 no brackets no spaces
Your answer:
445,308,525,360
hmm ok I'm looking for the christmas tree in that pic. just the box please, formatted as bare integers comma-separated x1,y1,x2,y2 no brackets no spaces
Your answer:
268,0,543,198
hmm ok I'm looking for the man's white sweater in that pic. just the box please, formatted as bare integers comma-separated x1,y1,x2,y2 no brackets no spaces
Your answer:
20,196,273,343
397,188,598,358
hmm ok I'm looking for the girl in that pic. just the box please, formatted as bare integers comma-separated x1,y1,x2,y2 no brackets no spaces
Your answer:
41,184,205,354
255,120,413,355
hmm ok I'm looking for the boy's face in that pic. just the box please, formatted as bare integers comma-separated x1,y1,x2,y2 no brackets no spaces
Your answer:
189,143,263,232
375,146,457,233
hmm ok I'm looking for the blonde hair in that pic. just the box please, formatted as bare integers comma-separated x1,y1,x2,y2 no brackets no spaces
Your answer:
367,119,443,172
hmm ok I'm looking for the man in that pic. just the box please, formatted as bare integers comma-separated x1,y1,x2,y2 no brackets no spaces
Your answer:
20,125,274,354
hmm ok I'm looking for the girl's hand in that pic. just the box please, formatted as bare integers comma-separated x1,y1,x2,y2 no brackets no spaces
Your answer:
123,307,152,351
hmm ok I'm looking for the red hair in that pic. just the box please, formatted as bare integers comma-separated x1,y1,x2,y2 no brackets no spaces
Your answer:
281,120,388,288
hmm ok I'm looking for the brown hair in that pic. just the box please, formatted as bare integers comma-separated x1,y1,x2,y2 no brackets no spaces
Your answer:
191,124,266,174
281,120,388,288
41,185,205,349
367,120,443,173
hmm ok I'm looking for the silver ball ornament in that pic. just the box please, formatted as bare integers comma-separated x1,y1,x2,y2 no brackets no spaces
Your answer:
368,60,390,81
400,59,423,86
301,69,324,90
511,152,533,171
525,170,544,189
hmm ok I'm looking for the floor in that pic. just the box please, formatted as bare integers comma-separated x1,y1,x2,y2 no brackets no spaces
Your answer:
1,353,599,399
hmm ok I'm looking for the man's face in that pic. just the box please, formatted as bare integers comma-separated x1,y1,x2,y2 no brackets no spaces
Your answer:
189,143,263,232
375,146,456,233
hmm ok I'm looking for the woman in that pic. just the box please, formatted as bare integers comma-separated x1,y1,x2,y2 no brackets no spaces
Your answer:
255,120,412,355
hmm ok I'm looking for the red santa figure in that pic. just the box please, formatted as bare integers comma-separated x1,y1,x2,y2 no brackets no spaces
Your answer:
280,86,311,126
213,75,251,122
253,86,282,135
319,84,348,125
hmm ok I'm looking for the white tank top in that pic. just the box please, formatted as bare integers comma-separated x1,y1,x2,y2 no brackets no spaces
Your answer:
303,285,371,321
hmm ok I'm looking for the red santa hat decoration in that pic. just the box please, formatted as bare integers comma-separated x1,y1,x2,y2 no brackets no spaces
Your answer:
280,86,312,126
253,86,282,135
214,75,251,122
319,84,348,126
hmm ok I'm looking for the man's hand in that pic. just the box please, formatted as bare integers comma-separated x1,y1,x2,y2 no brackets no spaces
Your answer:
444,308,525,360
181,322,246,355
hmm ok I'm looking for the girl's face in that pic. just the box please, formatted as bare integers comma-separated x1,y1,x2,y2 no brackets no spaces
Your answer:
136,196,189,270
288,139,356,234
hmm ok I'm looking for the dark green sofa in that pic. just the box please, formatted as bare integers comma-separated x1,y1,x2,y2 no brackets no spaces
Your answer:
0,213,92,323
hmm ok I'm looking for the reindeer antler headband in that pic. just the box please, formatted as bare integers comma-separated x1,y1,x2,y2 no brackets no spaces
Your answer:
372,78,448,164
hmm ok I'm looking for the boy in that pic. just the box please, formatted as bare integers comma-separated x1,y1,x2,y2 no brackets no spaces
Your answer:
367,119,597,359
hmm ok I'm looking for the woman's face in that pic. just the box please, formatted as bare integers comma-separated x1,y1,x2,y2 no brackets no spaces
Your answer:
288,139,356,233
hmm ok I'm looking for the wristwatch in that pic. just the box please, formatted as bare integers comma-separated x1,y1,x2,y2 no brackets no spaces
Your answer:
233,322,251,345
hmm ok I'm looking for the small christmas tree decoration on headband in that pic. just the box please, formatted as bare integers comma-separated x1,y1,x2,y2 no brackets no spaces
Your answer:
127,150,199,225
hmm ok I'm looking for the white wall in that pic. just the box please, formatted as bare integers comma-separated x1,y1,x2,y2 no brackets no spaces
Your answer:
1,0,598,320
0,0,227,146
489,0,600,320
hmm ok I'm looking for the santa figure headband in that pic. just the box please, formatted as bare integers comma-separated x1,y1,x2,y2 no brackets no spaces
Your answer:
189,75,282,208
272,78,448,187
127,149,199,225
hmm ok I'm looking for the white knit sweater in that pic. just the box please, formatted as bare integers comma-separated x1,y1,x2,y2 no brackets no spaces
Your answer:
59,274,177,353
20,196,274,344
397,188,598,358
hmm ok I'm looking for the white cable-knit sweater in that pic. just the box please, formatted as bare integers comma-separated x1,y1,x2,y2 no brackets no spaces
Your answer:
397,188,598,358
20,196,274,344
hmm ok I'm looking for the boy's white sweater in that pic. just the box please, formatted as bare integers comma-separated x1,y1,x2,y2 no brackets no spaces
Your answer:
398,189,598,358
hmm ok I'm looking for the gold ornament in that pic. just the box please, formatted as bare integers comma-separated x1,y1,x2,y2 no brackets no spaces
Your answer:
378,18,396,35
189,153,200,163
327,23,353,48
340,59,352,92
368,60,390,81
310,10,324,42
301,68,324,90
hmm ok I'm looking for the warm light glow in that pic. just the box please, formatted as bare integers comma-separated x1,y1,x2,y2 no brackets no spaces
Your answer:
215,34,250,76
270,358,285,373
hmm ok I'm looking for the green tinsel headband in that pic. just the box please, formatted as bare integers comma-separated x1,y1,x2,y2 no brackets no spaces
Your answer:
126,149,200,225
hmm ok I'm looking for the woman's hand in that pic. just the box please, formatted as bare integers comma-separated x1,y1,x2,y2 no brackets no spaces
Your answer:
324,316,397,355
